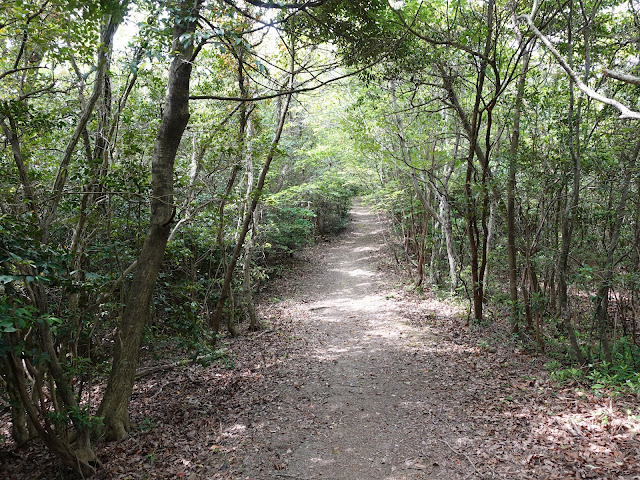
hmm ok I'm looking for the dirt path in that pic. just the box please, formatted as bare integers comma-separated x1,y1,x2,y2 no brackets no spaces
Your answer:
220,202,639,480
2,203,638,479
235,204,460,479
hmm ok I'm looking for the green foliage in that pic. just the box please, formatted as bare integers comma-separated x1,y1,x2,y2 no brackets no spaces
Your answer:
46,405,103,433
1,0,639,472
260,206,315,256
267,174,358,240
148,238,219,351
139,417,157,432
0,297,37,333
586,338,640,393
545,338,640,394
545,361,585,383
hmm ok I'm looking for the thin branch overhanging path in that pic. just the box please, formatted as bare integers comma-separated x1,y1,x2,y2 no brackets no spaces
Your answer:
189,59,384,102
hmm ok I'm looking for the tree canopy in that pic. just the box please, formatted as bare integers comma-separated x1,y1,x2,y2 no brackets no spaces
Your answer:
2,0,640,474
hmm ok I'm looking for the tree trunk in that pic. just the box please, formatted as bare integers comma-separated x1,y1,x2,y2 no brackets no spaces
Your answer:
0,116,38,212
465,153,483,321
210,43,296,342
557,0,586,364
242,118,260,330
482,195,496,299
593,137,640,363
507,44,531,333
438,2,496,321
97,1,200,440
1,355,30,444
415,212,428,286
442,133,459,293
243,223,260,329
6,349,95,476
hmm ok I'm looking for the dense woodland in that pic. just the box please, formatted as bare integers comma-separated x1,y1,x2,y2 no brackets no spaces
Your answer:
1,0,640,475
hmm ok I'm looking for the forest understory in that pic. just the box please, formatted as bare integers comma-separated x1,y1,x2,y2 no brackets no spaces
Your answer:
4,0,640,478
2,204,639,479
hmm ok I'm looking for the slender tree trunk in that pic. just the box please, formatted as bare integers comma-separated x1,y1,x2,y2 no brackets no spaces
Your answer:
97,1,200,440
557,0,586,363
593,137,640,363
390,84,453,288
482,195,496,298
507,45,531,333
6,348,94,475
438,0,495,320
1,355,29,444
214,44,253,336
429,216,440,286
465,153,483,321
210,43,296,343
242,118,260,329
243,221,260,329
442,133,459,293
0,116,37,212
416,214,428,286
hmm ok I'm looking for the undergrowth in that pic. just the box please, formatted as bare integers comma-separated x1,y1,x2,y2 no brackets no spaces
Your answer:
544,337,640,396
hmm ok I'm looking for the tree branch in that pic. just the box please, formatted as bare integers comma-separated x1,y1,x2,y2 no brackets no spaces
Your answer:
41,15,122,238
242,0,325,8
518,14,640,120
602,68,640,87
0,66,42,83
190,59,381,102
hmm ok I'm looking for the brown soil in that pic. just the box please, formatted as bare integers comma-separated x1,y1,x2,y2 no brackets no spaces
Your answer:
2,203,639,479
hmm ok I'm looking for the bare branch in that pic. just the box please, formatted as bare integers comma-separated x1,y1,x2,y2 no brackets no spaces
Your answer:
191,58,382,102
387,1,492,64
242,0,325,8
0,66,42,83
602,68,640,87
518,14,640,120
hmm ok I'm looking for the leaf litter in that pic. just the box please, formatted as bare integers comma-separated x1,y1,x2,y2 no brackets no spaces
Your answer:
1,204,639,479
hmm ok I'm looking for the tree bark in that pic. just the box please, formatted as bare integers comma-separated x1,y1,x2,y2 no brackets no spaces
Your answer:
593,136,640,363
97,0,201,440
1,355,30,444
556,1,586,364
442,132,459,292
0,116,37,212
507,43,531,333
482,195,497,298
242,117,260,329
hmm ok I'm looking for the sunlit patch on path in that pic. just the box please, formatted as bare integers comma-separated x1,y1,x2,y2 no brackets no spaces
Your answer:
223,202,640,480
234,203,482,479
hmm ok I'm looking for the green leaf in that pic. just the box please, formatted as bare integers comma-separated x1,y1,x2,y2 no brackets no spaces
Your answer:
0,275,21,284
0,316,17,332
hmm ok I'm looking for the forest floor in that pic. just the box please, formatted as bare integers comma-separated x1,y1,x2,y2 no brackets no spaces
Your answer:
2,203,640,479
